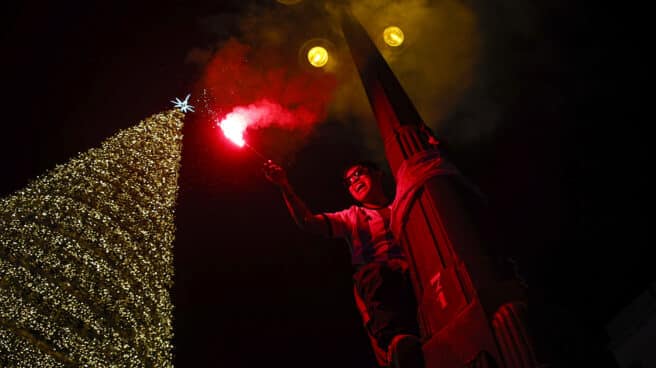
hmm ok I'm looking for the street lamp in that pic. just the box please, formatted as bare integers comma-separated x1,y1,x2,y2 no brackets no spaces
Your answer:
383,26,405,47
307,46,329,68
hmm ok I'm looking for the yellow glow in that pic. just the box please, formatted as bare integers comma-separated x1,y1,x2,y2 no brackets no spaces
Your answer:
383,26,405,47
307,46,329,67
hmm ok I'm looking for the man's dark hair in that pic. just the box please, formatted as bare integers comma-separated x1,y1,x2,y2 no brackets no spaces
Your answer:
342,160,381,179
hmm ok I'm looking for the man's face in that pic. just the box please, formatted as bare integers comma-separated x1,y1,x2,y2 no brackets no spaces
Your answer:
344,165,378,203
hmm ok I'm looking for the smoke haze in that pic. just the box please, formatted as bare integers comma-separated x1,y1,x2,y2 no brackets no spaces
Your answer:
190,0,487,160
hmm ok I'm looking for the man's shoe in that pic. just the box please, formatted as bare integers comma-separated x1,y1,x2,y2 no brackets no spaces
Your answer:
388,334,425,368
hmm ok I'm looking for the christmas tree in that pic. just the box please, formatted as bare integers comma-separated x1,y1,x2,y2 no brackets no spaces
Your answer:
0,108,185,367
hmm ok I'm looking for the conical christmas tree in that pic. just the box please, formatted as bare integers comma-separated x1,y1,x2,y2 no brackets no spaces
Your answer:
0,108,185,367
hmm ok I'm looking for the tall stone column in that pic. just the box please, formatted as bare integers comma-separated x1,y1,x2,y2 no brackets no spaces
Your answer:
340,9,538,368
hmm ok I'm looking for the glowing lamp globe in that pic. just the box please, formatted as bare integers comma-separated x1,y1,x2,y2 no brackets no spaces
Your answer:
307,46,329,68
383,26,405,47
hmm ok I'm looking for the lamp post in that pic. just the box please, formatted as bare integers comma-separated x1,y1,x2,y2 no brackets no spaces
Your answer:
339,8,540,368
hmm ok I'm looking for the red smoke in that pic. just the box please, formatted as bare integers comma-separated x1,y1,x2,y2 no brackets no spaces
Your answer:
199,38,337,140
218,99,297,147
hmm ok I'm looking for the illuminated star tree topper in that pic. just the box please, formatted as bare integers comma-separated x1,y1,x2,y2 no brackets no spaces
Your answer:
171,94,195,113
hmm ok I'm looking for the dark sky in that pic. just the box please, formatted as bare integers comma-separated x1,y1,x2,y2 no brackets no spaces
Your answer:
1,1,650,367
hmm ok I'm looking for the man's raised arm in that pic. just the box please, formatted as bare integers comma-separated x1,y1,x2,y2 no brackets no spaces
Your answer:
263,160,329,236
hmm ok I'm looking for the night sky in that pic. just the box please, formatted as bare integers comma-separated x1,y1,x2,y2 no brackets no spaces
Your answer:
1,1,650,367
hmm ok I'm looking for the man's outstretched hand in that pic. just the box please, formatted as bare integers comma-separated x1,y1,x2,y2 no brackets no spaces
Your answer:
263,160,289,188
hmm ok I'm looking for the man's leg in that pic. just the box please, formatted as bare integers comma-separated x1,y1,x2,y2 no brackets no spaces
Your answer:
353,260,424,367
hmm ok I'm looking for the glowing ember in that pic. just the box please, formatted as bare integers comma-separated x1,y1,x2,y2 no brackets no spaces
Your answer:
218,113,248,147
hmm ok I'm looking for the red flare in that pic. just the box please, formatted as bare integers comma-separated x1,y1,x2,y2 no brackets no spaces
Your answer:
218,112,247,147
